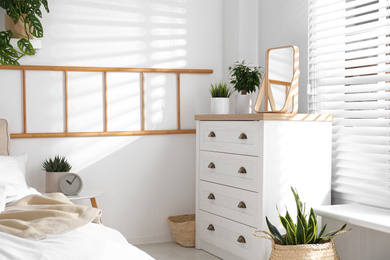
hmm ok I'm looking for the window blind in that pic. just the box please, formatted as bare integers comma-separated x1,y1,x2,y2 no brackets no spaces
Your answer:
308,0,390,208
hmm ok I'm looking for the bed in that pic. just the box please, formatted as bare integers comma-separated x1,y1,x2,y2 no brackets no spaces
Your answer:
0,119,154,260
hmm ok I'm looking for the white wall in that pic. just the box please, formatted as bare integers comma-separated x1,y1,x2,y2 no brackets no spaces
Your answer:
223,0,259,75
258,0,309,112
0,0,223,244
223,0,259,113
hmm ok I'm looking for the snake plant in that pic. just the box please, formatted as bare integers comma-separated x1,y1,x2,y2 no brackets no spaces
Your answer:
266,187,347,245
42,155,72,172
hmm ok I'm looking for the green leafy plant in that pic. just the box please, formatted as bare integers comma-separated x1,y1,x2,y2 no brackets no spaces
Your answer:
209,82,232,98
0,0,50,65
42,155,72,172
266,187,347,245
228,60,263,95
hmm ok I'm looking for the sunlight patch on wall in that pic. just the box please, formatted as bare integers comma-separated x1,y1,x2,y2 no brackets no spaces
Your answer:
106,73,141,131
67,72,104,132
150,3,186,14
151,39,186,49
144,73,177,130
25,71,65,133
150,16,186,25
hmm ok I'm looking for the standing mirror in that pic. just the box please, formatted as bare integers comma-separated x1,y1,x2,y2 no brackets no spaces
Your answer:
254,45,300,114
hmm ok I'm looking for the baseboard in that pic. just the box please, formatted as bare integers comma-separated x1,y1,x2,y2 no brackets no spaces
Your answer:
126,234,174,245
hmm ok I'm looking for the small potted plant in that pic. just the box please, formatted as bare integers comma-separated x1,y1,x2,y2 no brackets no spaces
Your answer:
0,0,50,65
42,155,72,193
253,187,349,260
228,60,263,114
209,81,232,114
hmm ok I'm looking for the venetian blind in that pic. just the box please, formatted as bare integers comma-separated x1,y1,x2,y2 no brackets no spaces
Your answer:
308,0,390,208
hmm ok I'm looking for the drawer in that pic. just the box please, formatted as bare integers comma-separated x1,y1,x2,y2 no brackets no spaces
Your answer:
200,151,262,192
199,181,260,228
197,210,264,260
199,121,262,156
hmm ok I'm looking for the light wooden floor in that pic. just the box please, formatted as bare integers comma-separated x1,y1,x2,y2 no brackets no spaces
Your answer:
136,242,221,260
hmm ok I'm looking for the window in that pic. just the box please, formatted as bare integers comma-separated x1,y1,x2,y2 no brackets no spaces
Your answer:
308,0,390,208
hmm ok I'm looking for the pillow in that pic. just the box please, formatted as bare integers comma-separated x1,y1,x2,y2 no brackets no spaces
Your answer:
0,154,28,187
0,183,41,213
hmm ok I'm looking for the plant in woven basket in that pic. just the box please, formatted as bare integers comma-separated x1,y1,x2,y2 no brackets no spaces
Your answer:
42,155,72,172
266,187,347,245
209,82,232,98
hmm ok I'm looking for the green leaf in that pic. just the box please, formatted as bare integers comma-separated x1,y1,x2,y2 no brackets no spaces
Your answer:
17,38,35,55
266,216,286,245
8,12,20,24
321,223,347,240
42,155,72,172
25,14,43,38
0,30,12,43
296,216,306,244
279,215,296,245
285,210,296,233
291,187,304,216
228,60,263,94
309,208,318,228
2,45,20,58
40,0,50,13
0,30,23,65
0,52,20,65
318,223,327,238
306,216,317,244
209,82,232,98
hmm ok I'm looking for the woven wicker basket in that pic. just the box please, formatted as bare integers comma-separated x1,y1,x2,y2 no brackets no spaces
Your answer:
168,214,195,247
253,230,349,260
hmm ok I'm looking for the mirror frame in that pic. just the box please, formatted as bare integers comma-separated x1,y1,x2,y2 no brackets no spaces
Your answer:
254,45,300,114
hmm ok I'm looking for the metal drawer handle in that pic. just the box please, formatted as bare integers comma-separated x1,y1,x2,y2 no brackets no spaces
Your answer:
238,167,247,174
208,131,216,138
208,162,215,169
238,201,247,209
238,133,247,140
208,193,215,200
207,224,215,231
237,235,246,243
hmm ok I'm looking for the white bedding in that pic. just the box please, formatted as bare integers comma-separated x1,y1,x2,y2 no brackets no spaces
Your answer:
0,184,154,260
0,222,154,260
0,182,41,213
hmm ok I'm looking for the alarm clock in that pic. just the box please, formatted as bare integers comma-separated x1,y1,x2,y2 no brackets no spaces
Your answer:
60,173,83,195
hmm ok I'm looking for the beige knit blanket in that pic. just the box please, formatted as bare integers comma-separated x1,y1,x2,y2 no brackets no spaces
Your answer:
0,193,101,240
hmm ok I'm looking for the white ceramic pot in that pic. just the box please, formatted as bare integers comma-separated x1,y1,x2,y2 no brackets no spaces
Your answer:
45,171,69,193
211,98,230,114
235,94,253,114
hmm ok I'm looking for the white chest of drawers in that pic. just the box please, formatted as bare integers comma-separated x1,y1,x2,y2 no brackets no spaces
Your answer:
195,114,332,260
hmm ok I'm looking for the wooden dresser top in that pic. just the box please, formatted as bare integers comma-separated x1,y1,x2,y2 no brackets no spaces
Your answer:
194,113,333,122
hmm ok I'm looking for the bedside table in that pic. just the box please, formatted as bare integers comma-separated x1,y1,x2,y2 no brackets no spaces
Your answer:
65,190,103,209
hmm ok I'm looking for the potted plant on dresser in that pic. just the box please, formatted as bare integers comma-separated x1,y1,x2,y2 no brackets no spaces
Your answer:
228,60,263,114
209,81,232,114
42,155,72,193
253,187,349,260
0,0,50,65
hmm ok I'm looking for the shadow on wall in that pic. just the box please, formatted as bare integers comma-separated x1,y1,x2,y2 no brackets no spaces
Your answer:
0,0,201,172
48,0,188,68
